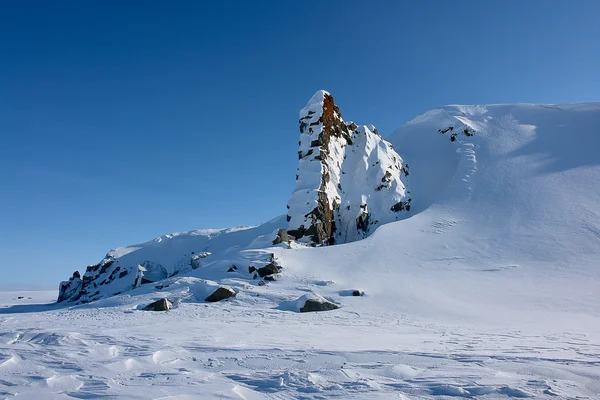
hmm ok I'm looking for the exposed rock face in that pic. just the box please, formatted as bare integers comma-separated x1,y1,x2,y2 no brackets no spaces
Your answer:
57,271,83,303
144,298,172,311
287,90,411,245
205,286,236,302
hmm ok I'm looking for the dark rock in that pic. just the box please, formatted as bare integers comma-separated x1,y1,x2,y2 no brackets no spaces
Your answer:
300,299,340,313
17,296,24,299
256,263,279,277
249,266,256,274
205,286,236,302
57,271,83,303
227,265,238,272
356,211,370,233
391,199,412,212
253,273,258,279
258,280,267,286
144,298,172,311
352,290,365,296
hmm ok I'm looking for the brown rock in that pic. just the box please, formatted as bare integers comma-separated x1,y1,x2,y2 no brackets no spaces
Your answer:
300,299,339,312
144,298,172,311
205,286,236,302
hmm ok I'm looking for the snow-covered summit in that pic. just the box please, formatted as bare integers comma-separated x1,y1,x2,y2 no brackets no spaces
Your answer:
286,90,410,245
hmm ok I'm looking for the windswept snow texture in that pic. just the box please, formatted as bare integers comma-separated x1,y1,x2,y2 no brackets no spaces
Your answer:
3,102,600,399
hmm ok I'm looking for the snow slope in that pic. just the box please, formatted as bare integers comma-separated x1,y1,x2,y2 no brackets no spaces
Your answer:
2,102,600,399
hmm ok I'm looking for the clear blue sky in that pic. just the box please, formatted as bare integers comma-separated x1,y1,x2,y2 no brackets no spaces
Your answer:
1,1,599,289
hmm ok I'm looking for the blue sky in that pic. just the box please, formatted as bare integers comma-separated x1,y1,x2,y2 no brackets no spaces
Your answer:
1,1,599,289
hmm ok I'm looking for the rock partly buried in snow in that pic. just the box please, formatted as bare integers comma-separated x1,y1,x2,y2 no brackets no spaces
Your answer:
205,286,236,302
281,293,340,313
256,263,280,278
57,271,83,303
352,290,365,296
272,228,294,245
300,298,339,313
286,90,411,246
144,298,172,311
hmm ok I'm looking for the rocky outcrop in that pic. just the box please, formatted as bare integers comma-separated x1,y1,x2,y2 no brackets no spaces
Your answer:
286,90,411,245
205,286,236,302
57,271,83,303
144,298,172,311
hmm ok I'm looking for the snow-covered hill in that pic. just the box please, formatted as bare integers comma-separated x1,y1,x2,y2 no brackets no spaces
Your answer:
2,98,600,399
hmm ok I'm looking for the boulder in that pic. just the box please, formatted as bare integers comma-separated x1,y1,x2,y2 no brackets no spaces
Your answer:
256,263,279,277
205,286,236,302
272,228,294,245
300,298,340,313
352,290,365,296
144,298,172,311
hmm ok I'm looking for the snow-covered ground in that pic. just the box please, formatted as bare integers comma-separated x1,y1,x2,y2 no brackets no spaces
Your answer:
2,102,600,399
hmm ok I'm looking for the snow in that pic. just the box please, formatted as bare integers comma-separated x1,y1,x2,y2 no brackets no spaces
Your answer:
2,102,600,398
